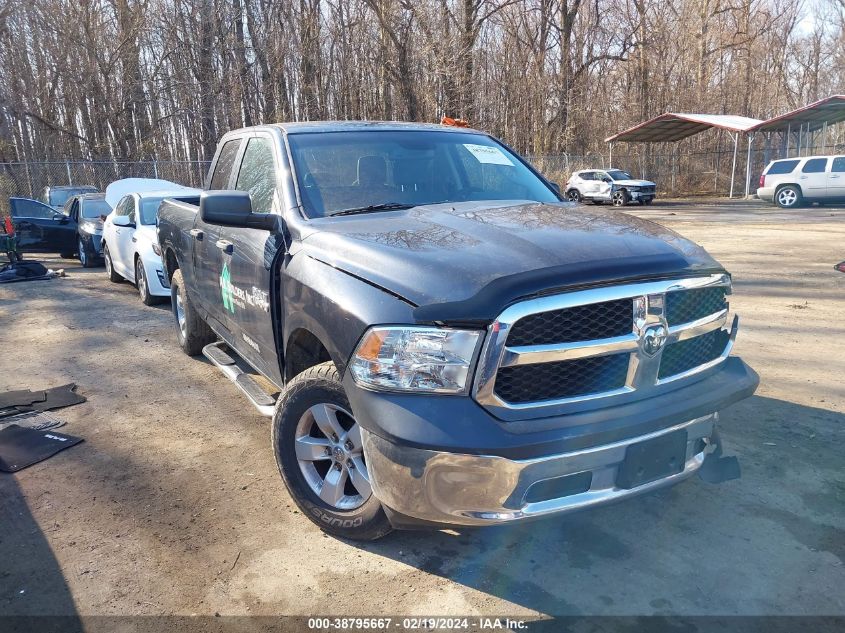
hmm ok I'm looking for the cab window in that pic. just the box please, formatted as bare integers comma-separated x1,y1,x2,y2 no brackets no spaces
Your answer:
832,157,845,173
235,137,276,214
210,139,242,190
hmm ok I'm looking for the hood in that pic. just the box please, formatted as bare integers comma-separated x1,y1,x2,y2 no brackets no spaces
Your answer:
301,201,723,322
614,179,655,187
104,178,194,209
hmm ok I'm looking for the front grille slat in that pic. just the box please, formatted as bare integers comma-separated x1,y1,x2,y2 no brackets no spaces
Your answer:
665,287,727,326
495,355,630,404
506,298,633,346
658,329,730,379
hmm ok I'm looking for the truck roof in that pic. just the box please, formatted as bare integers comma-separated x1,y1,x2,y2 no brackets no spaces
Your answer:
251,121,486,135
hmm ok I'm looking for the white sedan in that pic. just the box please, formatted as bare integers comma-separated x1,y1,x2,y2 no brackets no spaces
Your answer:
101,179,200,305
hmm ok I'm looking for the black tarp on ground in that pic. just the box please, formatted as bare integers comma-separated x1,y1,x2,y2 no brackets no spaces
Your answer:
0,260,54,283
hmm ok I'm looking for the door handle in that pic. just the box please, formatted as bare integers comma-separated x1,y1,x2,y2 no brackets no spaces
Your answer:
189,228,204,240
830,175,840,179
131,236,137,243
215,239,234,254
799,176,808,179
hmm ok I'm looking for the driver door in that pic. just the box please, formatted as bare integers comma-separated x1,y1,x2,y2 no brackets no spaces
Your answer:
9,198,75,252
595,172,613,200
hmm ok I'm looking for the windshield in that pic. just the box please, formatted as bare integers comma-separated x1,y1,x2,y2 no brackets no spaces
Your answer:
607,170,634,181
50,187,96,207
287,130,559,218
81,199,111,219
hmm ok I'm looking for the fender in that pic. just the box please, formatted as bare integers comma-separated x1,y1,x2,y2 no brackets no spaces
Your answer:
281,253,416,377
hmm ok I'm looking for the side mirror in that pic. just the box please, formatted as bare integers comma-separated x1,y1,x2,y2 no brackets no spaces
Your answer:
53,213,68,223
602,177,612,183
112,215,134,228
199,191,276,231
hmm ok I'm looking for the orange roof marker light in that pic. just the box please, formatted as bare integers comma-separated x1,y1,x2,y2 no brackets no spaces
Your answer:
441,116,469,128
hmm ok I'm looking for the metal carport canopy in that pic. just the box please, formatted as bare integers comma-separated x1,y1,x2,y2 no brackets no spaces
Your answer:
750,94,845,132
604,113,763,143
604,113,763,198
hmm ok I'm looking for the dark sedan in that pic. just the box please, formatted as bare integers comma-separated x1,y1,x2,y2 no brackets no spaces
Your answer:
63,193,112,267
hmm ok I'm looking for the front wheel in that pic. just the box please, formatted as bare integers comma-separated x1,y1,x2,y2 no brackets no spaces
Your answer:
136,257,158,306
775,185,802,209
103,244,122,282
272,362,392,541
78,237,96,268
170,268,215,355
612,190,629,207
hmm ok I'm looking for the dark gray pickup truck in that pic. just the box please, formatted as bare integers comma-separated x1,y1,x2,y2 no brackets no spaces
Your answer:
157,122,758,540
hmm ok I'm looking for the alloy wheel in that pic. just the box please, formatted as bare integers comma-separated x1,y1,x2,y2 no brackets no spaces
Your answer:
612,191,626,207
777,188,797,207
78,238,87,266
136,259,147,301
174,293,187,338
567,190,581,202
294,403,371,510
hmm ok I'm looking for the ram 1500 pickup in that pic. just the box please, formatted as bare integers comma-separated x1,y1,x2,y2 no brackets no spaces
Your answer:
157,122,759,540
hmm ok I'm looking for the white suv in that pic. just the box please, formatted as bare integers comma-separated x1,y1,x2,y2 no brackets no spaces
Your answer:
758,155,845,208
565,169,656,207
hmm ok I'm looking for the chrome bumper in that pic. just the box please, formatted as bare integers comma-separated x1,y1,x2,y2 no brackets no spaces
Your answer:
361,414,717,526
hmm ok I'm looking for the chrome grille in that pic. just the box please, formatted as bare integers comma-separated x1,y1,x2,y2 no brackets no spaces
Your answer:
473,274,736,419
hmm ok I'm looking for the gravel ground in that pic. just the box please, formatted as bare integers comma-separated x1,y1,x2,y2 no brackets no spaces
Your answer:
1,198,843,619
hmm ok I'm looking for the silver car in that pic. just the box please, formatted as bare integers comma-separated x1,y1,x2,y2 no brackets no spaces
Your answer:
757,155,845,208
565,169,656,206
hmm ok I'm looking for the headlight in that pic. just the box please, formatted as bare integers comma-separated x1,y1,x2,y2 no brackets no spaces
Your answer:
80,221,100,233
152,243,161,256
349,327,482,393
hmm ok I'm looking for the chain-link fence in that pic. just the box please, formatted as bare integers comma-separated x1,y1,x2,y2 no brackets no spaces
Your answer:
4,144,845,218
0,160,211,217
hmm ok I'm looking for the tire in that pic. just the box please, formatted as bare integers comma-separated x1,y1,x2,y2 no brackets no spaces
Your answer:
103,244,122,282
644,198,654,205
612,189,629,207
170,268,215,355
136,256,158,306
272,362,392,541
566,189,582,203
78,237,96,268
775,185,802,209
59,251,75,259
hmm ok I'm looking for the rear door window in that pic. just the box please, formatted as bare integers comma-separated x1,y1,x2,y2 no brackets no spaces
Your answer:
832,157,845,173
766,160,799,175
235,137,277,214
802,158,828,173
209,139,242,190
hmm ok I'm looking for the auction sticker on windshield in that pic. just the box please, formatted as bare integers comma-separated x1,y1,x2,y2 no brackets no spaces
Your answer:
463,143,514,166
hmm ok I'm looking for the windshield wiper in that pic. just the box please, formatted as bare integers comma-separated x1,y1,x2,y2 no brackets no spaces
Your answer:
329,202,415,217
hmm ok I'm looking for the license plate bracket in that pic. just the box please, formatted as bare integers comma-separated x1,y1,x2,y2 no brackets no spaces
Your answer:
616,429,688,490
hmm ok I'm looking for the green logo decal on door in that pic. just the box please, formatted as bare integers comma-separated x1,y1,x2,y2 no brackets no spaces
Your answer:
220,262,235,313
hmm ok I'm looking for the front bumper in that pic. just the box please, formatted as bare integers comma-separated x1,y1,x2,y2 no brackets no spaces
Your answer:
362,414,717,526
627,190,655,201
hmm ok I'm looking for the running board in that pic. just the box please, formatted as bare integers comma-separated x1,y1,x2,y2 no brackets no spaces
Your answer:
202,342,276,417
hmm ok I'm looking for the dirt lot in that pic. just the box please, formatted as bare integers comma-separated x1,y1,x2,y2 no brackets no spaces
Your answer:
1,198,844,619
